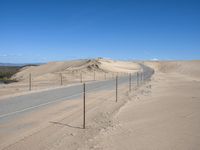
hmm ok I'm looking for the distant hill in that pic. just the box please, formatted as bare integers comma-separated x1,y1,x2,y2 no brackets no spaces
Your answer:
0,63,44,67
0,63,44,83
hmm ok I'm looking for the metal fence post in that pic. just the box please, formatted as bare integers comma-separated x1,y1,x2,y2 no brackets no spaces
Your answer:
60,73,63,85
94,71,96,81
80,73,83,83
83,83,86,129
29,73,31,91
141,72,143,83
129,73,131,92
116,76,118,102
137,72,139,87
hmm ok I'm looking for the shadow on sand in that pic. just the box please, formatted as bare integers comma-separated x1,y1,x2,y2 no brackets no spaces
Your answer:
50,121,83,129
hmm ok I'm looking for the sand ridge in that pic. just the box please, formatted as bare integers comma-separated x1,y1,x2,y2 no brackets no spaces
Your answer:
12,58,141,81
144,60,200,79
0,58,141,97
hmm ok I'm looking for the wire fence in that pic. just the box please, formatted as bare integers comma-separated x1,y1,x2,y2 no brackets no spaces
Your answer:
81,66,154,128
0,65,155,130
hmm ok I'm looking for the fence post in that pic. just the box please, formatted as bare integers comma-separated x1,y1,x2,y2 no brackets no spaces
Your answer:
137,72,139,86
60,73,63,85
29,73,31,91
139,72,141,84
116,76,118,102
129,73,131,92
80,73,83,83
83,83,86,129
141,72,143,83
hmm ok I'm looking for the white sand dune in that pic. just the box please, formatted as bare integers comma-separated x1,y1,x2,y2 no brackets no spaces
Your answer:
145,60,200,79
0,58,141,98
13,58,141,81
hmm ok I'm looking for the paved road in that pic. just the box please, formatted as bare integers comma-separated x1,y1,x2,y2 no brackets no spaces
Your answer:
0,65,154,123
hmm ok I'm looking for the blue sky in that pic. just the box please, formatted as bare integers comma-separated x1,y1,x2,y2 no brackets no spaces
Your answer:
0,0,200,63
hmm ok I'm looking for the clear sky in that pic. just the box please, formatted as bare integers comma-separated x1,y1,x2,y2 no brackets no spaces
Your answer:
0,0,200,63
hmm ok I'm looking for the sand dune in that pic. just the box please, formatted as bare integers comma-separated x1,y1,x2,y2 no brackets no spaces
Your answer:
13,58,141,81
0,58,141,98
145,60,200,79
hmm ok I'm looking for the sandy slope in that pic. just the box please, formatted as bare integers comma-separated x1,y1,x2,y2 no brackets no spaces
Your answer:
144,60,200,79
0,58,141,97
1,60,200,150
12,58,141,81
91,73,200,150
89,61,200,150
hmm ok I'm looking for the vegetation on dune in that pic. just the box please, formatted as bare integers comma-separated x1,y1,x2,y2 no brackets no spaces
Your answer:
0,64,41,84
0,66,21,84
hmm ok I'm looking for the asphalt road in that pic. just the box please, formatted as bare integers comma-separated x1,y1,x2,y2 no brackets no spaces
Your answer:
0,65,154,123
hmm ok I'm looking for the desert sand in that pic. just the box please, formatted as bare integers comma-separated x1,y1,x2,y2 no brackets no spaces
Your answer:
0,60,200,150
